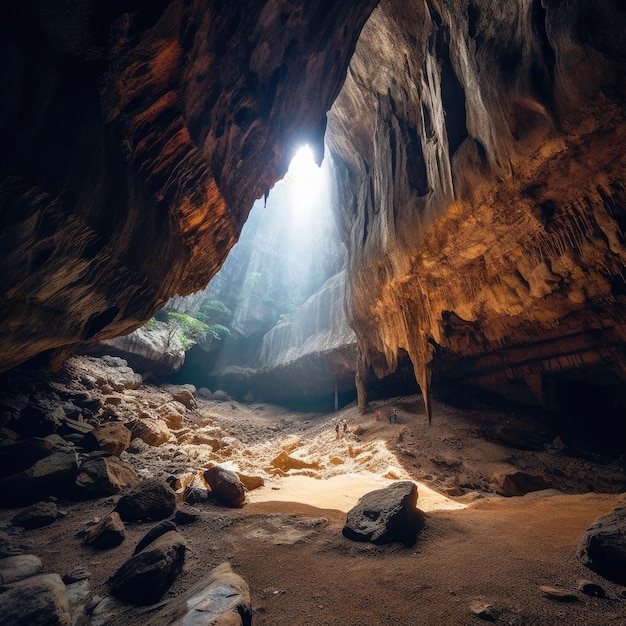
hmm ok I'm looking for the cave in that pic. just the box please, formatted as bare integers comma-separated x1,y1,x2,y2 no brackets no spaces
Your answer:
1,1,626,624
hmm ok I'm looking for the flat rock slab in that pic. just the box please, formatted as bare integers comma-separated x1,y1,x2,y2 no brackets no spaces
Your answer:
11,501,58,529
342,480,425,546
148,561,252,625
0,554,43,584
74,454,139,499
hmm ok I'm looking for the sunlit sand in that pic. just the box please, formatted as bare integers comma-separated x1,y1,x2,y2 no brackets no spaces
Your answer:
248,473,467,513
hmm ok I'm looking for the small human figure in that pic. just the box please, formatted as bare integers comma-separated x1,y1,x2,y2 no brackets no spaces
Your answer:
335,422,340,440
393,408,398,423
342,419,348,437
375,411,380,421
388,412,393,424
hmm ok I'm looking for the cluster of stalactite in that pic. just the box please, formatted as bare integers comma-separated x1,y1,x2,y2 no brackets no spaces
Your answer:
326,0,626,417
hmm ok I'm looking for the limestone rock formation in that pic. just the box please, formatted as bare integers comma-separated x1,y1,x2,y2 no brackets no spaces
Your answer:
326,0,626,417
1,0,624,421
0,1,378,373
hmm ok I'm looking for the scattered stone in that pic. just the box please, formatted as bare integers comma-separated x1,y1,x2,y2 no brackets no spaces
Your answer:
497,472,550,497
82,423,132,456
129,416,171,446
151,561,251,625
74,454,140,499
237,472,265,491
108,530,186,605
58,417,94,440
577,506,626,584
174,507,199,525
83,512,126,549
539,585,578,602
577,579,606,598
184,485,211,504
114,478,177,522
211,390,231,402
204,466,246,507
126,437,150,454
469,601,499,621
196,387,212,399
0,437,55,479
171,389,196,409
62,566,92,584
0,452,78,506
0,554,43,584
0,573,71,625
11,501,58,529
343,481,425,546
133,521,177,555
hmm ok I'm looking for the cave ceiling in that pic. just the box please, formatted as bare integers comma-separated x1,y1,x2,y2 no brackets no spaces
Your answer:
1,0,625,413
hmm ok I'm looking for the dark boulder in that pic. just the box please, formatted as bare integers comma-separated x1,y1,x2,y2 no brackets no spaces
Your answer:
577,506,626,585
11,501,58,530
114,478,177,522
83,512,126,550
81,422,132,456
342,481,425,546
203,466,246,508
74,454,140,499
108,530,186,605
497,472,550,497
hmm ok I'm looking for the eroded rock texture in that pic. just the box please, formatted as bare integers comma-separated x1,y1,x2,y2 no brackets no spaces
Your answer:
0,1,377,372
326,0,626,417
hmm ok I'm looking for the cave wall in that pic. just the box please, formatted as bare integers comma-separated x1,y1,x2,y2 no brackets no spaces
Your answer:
0,0,377,372
326,0,626,415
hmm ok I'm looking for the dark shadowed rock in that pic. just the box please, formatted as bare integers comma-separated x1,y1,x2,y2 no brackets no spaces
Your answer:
203,466,246,508
114,478,177,522
108,530,186,605
83,512,126,550
11,501,58,529
0,573,71,625
81,423,132,456
539,586,578,602
148,561,251,625
0,452,77,507
0,437,55,479
133,521,177,555
74,454,140,499
577,506,626,585
497,472,550,497
342,481,425,546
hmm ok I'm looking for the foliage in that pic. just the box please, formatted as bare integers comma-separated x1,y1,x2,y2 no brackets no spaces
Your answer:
165,312,209,351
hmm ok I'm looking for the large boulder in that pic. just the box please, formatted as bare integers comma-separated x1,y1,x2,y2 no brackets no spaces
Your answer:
0,554,43,585
114,478,177,522
108,530,186,605
81,423,132,456
342,481,425,546
0,452,77,507
74,454,140,499
577,507,626,585
203,466,246,508
128,416,172,447
0,573,71,625
0,437,55,479
11,501,58,530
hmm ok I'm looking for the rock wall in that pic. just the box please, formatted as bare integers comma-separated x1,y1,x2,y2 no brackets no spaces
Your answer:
0,0,377,372
206,271,357,406
326,0,626,416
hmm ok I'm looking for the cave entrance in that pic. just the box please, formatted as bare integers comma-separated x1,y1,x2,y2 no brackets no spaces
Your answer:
164,142,349,407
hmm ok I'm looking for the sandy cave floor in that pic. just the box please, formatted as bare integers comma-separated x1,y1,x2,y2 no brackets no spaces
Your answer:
2,386,626,625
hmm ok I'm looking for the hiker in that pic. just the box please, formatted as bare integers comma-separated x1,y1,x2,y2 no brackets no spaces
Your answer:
393,408,398,423
335,422,340,439
342,419,348,437
375,410,380,421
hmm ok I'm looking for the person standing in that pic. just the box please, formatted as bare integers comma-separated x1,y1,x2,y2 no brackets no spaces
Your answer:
375,410,380,421
393,408,398,423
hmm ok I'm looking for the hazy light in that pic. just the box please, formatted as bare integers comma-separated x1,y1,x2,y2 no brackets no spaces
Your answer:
285,145,323,226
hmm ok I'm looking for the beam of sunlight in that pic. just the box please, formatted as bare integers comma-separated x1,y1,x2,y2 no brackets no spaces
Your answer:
200,142,344,370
